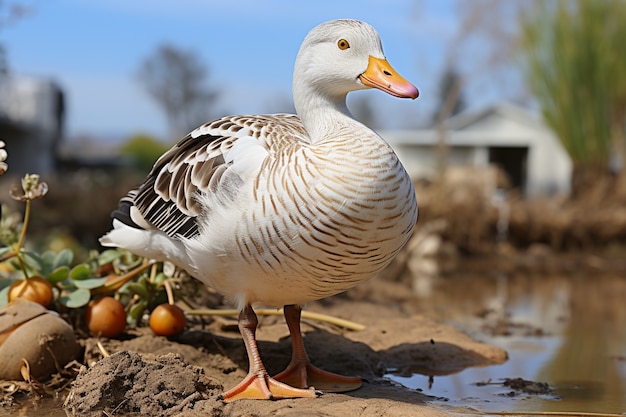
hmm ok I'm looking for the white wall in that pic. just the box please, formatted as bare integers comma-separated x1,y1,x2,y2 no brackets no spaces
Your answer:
0,75,63,175
380,104,573,197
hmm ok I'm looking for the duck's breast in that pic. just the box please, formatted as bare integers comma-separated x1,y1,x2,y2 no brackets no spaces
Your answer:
198,132,417,306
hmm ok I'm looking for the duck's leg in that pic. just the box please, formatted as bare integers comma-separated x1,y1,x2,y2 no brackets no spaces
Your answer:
273,304,363,393
220,304,320,402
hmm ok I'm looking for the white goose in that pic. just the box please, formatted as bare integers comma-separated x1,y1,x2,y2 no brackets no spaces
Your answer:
101,19,418,401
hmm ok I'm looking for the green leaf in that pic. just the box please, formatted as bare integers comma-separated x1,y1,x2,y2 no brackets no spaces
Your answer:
0,286,9,308
39,251,56,277
21,251,42,273
98,249,122,266
54,249,74,269
70,263,92,281
125,282,150,299
128,299,148,324
41,250,55,267
73,277,108,289
154,272,168,285
38,252,54,277
0,278,12,290
0,247,12,257
47,266,70,284
8,259,26,278
59,288,91,308
148,289,168,311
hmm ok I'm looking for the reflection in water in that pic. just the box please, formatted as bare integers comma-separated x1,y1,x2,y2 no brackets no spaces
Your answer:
387,272,626,413
537,274,625,413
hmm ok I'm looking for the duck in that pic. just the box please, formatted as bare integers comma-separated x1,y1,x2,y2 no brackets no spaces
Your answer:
100,18,419,402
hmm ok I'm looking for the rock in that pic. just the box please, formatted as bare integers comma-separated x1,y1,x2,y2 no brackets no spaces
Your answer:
0,298,80,381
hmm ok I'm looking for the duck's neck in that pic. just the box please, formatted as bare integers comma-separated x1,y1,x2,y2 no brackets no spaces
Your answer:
293,81,365,144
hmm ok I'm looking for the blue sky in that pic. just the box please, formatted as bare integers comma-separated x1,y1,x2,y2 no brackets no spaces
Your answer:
1,0,494,141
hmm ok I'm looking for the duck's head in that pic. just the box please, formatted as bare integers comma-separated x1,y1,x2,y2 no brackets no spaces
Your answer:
293,19,418,105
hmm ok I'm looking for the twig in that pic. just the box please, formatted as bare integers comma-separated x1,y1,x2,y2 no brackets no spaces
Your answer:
148,262,158,284
0,250,16,263
14,200,30,255
163,279,175,305
96,340,110,357
92,261,155,294
186,308,365,331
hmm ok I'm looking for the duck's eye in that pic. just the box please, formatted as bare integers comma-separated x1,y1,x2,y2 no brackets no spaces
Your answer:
337,39,350,50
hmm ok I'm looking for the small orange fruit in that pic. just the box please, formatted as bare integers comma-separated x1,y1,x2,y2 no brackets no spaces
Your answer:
85,296,126,338
149,304,186,337
8,276,54,307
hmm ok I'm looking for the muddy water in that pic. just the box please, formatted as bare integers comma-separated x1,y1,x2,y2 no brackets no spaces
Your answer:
387,271,626,414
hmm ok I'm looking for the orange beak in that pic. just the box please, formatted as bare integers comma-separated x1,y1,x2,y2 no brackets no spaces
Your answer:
359,56,419,99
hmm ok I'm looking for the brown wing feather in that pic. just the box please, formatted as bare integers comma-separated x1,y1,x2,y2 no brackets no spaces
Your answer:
133,133,228,238
113,114,307,240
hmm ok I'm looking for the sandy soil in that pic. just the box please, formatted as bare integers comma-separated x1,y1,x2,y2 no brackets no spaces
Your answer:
63,280,507,417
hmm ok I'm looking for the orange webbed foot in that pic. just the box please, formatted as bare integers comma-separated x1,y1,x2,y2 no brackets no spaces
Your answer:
274,362,362,393
220,371,321,402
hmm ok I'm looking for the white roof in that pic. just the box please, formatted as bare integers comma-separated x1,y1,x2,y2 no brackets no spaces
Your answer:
380,102,555,148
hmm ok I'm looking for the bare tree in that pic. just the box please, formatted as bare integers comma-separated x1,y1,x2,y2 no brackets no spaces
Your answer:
0,44,7,75
413,0,528,174
137,44,219,138
431,66,465,126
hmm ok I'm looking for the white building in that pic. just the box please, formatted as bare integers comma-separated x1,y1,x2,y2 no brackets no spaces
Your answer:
381,103,572,198
0,74,64,176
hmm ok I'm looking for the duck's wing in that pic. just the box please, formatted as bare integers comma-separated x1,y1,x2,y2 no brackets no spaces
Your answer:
113,114,308,240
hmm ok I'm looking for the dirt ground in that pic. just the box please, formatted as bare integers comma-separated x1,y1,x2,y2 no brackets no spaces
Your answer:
5,251,622,416
60,276,507,417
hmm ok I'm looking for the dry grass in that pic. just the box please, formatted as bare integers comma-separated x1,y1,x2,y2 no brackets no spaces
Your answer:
412,167,626,255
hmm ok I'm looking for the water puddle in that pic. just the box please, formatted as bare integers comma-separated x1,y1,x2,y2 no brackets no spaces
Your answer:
387,272,626,414
2,397,68,417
